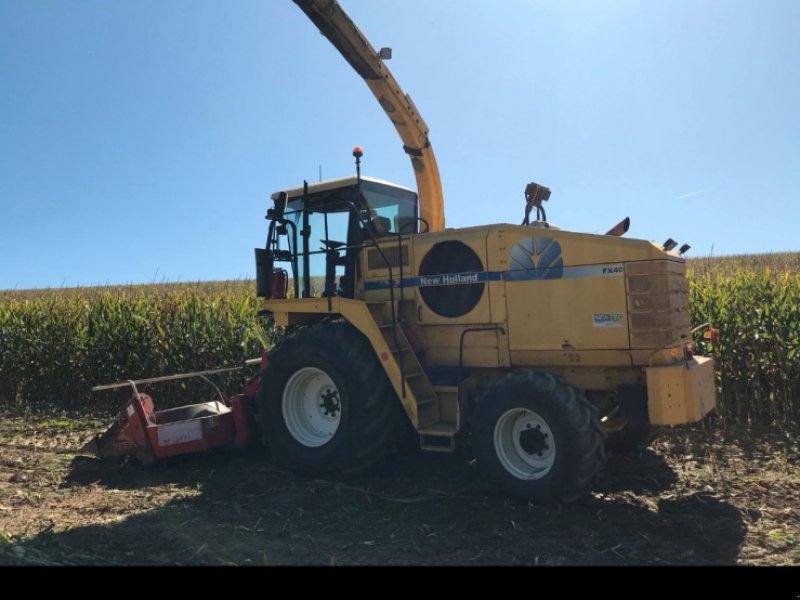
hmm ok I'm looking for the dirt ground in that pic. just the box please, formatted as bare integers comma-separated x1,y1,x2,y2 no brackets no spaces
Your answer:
0,408,797,566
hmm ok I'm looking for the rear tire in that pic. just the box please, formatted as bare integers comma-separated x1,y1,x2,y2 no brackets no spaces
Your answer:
472,370,605,503
256,320,400,477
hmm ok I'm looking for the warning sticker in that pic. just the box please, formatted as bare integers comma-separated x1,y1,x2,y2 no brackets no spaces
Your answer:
593,313,625,328
157,420,202,447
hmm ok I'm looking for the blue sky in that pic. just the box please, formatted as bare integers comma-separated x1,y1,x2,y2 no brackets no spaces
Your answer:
1,0,798,290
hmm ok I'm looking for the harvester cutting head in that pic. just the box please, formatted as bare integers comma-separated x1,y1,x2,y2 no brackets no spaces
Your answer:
83,359,265,464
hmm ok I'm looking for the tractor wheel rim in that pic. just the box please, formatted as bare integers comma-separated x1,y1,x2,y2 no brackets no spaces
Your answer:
282,367,342,448
493,408,556,480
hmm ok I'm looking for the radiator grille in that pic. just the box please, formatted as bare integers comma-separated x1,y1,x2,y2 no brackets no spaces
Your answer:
367,244,409,271
626,260,690,348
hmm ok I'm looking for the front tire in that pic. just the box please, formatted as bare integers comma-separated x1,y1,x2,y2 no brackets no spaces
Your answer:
256,320,399,477
472,370,605,503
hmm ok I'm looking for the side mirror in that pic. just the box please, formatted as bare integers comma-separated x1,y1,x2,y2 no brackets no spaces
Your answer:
269,191,288,221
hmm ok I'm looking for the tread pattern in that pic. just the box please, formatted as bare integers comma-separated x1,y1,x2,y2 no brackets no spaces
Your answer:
255,320,400,477
472,369,606,503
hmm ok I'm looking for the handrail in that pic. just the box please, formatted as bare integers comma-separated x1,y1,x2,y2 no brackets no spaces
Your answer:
267,217,299,298
345,200,406,398
91,360,261,392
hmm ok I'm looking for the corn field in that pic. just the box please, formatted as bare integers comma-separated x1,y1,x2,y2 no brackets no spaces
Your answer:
1,254,799,429
0,282,275,413
689,256,800,430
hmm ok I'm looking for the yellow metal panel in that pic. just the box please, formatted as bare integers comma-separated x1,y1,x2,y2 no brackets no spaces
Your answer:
686,356,717,421
416,325,499,367
495,227,635,352
264,298,335,312
506,277,629,351
486,233,512,367
489,282,511,367
550,367,645,392
265,298,337,327
433,386,460,426
646,356,716,425
486,280,507,325
509,349,633,368
485,229,510,323
487,225,686,265
360,238,415,305
485,228,511,273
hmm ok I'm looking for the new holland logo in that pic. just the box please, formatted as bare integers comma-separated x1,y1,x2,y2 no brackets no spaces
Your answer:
419,273,480,287
510,237,564,280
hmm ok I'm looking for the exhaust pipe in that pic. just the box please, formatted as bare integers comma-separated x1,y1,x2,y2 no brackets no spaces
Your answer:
605,217,630,237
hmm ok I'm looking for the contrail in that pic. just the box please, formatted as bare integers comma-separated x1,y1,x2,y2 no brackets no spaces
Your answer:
676,190,703,200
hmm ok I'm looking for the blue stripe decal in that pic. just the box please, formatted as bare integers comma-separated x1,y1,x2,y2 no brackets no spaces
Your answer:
363,270,498,291
363,263,624,291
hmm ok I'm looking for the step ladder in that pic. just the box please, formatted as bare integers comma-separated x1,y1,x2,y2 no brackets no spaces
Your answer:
367,301,459,452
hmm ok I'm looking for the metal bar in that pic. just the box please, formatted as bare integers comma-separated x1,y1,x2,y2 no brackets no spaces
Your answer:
302,181,311,297
92,361,262,392
345,198,404,397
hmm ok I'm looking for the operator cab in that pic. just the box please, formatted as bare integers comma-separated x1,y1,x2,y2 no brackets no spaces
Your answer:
256,176,418,300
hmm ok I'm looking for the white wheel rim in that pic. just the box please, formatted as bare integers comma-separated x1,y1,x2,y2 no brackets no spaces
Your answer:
493,408,556,480
282,367,342,448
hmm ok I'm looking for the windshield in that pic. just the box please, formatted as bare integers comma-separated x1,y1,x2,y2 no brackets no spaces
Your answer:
282,180,418,297
359,180,418,235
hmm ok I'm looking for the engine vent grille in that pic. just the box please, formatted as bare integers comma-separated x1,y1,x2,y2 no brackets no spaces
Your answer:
626,260,690,348
367,245,409,271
